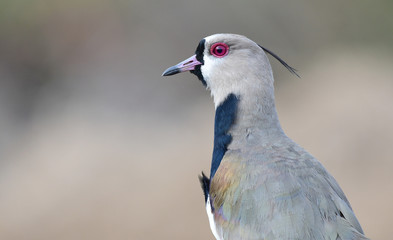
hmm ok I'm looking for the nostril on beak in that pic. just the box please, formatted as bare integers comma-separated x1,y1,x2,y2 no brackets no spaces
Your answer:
183,60,193,66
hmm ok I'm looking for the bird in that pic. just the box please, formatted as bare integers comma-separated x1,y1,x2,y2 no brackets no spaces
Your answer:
162,33,368,240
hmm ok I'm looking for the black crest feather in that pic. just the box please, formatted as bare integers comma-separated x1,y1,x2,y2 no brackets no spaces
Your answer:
258,45,300,78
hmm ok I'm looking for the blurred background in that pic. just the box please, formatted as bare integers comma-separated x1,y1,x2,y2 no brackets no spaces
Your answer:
0,0,392,239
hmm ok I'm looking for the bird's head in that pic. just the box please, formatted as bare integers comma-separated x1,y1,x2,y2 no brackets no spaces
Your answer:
162,33,297,108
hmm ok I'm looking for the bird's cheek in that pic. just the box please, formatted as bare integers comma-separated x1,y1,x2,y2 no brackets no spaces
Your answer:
200,64,212,86
201,58,222,80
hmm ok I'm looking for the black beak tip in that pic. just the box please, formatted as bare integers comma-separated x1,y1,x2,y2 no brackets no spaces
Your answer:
162,66,180,76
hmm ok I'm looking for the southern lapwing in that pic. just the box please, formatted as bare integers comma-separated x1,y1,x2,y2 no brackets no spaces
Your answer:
162,33,368,240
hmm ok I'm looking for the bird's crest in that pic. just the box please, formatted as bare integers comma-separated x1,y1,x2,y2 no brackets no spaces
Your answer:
258,45,300,78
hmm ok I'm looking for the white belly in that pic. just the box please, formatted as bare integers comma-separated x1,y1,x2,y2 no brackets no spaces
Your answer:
206,195,222,240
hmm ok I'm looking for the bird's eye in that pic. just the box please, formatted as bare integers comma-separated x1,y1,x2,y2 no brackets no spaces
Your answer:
210,43,229,58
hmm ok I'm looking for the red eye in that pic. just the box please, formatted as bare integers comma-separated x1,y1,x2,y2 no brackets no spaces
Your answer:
210,43,229,58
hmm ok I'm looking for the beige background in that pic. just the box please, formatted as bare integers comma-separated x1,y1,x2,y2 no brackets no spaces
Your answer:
0,1,392,239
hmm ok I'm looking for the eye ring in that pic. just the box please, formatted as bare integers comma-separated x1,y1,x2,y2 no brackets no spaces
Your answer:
210,43,229,58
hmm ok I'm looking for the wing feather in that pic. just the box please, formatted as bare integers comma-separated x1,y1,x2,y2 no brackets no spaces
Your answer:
208,143,368,240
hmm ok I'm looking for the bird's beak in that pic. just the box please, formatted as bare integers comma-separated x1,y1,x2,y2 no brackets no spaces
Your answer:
162,54,202,76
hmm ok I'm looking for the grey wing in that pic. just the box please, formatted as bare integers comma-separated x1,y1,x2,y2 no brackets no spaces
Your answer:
324,169,365,235
211,150,369,240
302,157,369,240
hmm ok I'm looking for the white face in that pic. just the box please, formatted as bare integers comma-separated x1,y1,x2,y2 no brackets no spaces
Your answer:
200,34,274,108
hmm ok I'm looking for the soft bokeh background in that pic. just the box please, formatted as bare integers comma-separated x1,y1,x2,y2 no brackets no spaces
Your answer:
0,0,392,239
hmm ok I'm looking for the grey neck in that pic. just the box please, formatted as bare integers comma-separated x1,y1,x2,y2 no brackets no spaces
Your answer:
228,90,285,149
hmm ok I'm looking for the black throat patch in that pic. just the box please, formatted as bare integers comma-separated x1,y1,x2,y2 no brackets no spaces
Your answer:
190,39,207,86
211,94,238,178
199,93,238,203
198,94,238,202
